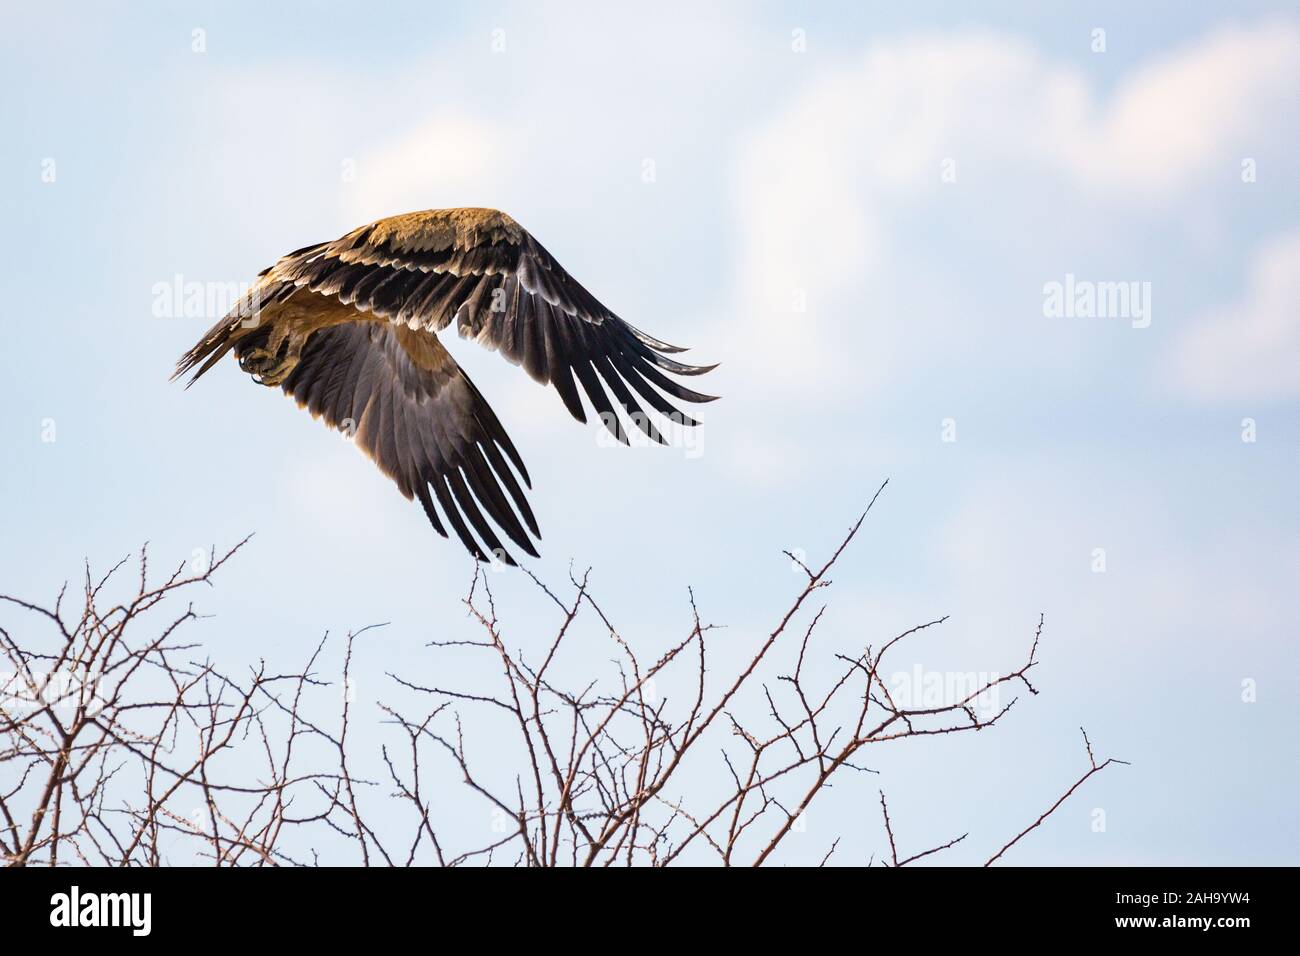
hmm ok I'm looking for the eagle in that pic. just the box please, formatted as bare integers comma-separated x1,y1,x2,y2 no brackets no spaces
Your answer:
174,208,717,565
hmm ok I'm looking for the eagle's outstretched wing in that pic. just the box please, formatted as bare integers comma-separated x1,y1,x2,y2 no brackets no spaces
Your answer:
176,208,718,565
259,208,718,443
272,321,540,565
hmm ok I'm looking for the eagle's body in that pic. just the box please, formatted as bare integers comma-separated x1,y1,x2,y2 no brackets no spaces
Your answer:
174,208,716,565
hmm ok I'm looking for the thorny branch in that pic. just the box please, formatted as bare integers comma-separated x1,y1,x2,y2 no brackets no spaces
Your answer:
0,483,1125,866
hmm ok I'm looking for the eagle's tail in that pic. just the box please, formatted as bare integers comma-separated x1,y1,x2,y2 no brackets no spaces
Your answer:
171,281,276,387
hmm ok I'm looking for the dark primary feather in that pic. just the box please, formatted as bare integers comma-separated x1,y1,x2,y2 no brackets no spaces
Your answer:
267,322,539,565
266,209,719,444
175,208,719,566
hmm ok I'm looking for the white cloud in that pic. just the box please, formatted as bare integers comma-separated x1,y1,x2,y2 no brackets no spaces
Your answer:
726,22,1300,394
343,114,506,225
1166,231,1300,402
1065,22,1300,196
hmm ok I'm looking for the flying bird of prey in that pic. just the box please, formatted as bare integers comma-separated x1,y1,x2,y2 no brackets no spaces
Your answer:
174,208,717,565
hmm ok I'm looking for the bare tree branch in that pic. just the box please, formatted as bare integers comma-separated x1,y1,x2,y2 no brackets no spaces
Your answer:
0,486,1126,867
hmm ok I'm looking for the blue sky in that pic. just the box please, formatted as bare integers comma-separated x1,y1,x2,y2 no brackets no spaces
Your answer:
1,1,1297,864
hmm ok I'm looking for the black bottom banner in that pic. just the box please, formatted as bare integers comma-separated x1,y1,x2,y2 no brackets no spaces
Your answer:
0,865,1281,942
